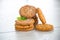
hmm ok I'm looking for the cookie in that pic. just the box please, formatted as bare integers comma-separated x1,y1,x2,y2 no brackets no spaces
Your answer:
15,24,34,31
37,8,46,24
36,24,53,31
15,19,35,26
19,5,36,18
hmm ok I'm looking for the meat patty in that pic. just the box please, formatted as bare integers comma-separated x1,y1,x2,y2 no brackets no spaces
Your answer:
19,5,36,18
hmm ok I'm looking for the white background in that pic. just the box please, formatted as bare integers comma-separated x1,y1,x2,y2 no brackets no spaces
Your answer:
0,0,60,32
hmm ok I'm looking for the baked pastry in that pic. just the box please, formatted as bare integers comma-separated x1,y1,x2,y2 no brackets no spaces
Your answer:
37,8,46,24
15,5,53,31
15,19,35,31
36,24,53,31
15,24,34,31
19,5,36,18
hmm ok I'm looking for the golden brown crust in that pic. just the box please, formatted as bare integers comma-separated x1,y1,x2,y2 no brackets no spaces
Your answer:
19,5,36,18
15,18,35,31
15,24,34,31
15,19,35,26
36,24,53,31
37,8,46,24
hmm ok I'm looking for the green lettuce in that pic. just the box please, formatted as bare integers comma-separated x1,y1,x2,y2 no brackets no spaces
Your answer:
17,16,27,20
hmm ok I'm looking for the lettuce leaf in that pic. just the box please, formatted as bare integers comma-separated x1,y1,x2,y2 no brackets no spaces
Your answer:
17,16,27,20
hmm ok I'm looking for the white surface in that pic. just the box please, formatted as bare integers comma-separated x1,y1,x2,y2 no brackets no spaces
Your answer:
0,27,60,40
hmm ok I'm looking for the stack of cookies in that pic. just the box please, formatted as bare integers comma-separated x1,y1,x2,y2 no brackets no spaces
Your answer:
15,19,35,31
15,5,53,31
15,5,37,31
